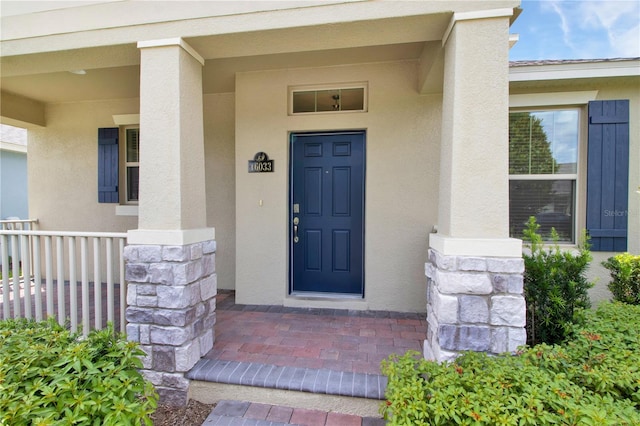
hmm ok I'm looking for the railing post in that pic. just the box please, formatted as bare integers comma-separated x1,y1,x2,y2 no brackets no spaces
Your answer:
45,236,54,317
94,238,102,330
69,236,77,333
1,235,9,319
106,238,114,325
56,236,65,324
11,235,20,318
33,236,43,321
81,236,90,336
20,234,32,319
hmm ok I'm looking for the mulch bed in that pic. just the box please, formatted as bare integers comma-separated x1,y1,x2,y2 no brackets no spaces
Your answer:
150,399,215,426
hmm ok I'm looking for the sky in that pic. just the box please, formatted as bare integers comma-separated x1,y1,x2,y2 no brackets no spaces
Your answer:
510,0,640,61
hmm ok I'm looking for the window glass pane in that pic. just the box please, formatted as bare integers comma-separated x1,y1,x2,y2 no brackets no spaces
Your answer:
509,179,575,242
293,91,316,113
126,128,139,163
341,88,364,111
127,166,139,202
509,110,578,175
316,89,341,112
292,87,365,113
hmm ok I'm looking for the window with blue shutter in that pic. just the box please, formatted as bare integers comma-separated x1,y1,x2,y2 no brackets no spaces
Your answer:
586,100,629,251
98,127,119,203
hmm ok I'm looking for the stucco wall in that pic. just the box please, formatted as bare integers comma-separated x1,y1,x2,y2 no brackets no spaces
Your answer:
204,93,236,290
510,76,640,304
28,99,139,232
235,61,440,312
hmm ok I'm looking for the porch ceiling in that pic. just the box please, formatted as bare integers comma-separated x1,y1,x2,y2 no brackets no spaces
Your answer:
0,42,426,104
0,10,449,106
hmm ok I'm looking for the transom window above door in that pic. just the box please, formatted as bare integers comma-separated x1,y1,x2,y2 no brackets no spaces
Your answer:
289,83,367,114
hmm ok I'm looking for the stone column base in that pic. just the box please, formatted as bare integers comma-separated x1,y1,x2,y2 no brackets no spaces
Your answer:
424,248,525,362
124,240,216,405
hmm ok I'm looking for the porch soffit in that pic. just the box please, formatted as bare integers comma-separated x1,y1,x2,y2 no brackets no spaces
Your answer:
0,42,426,104
0,1,520,106
0,13,448,104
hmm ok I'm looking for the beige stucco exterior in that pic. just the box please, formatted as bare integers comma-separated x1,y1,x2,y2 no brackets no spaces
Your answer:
235,61,439,311
2,0,638,312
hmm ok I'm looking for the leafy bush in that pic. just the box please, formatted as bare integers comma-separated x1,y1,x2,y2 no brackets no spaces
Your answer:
0,318,157,425
381,303,640,425
522,217,593,345
602,253,640,305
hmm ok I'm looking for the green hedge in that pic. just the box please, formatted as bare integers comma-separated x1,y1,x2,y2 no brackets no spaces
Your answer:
381,303,640,425
522,217,593,346
0,318,157,425
603,253,640,305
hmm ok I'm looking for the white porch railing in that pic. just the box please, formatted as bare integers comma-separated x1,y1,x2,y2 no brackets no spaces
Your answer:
0,225,128,336
0,218,39,231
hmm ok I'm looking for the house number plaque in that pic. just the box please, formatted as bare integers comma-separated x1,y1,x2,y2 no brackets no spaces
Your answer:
248,152,274,173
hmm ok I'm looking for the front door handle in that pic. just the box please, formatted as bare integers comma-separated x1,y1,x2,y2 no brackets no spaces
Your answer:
293,217,299,243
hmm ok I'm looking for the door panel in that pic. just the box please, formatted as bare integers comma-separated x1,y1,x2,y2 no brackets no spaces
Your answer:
291,132,365,295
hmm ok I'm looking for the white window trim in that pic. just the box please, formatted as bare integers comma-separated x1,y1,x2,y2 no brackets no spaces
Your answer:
509,91,598,108
124,126,140,204
111,114,141,216
288,82,368,115
115,205,138,216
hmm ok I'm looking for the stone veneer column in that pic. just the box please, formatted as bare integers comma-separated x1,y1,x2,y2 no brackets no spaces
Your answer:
424,248,525,362
125,240,216,405
425,10,524,361
128,38,214,405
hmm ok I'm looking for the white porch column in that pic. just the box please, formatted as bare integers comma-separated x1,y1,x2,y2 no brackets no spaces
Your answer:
126,38,216,405
425,10,526,362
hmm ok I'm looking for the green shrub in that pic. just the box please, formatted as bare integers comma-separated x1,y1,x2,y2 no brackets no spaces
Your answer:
536,302,640,405
381,303,640,425
0,318,157,425
602,253,640,305
522,217,593,345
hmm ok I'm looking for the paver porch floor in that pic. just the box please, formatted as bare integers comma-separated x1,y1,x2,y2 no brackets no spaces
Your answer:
203,291,426,376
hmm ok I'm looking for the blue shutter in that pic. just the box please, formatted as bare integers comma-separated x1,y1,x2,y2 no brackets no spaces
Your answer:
586,100,629,251
98,127,119,203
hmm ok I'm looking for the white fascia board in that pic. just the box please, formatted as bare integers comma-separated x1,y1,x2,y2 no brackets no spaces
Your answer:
137,38,204,66
113,114,140,126
510,60,640,82
443,8,514,46
509,33,519,48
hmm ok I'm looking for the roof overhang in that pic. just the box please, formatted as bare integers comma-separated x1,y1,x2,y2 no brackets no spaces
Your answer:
509,59,640,82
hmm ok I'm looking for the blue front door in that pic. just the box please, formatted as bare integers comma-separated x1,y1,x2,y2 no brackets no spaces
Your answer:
290,132,365,295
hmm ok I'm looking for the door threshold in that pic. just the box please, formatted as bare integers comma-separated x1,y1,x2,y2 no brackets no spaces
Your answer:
284,293,368,310
289,291,363,300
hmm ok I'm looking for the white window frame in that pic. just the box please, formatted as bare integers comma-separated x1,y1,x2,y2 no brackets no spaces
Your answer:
508,107,582,244
288,82,368,115
112,115,140,216
123,126,140,204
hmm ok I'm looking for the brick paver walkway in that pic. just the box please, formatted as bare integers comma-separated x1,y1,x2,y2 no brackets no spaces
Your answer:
207,291,426,375
203,400,385,426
